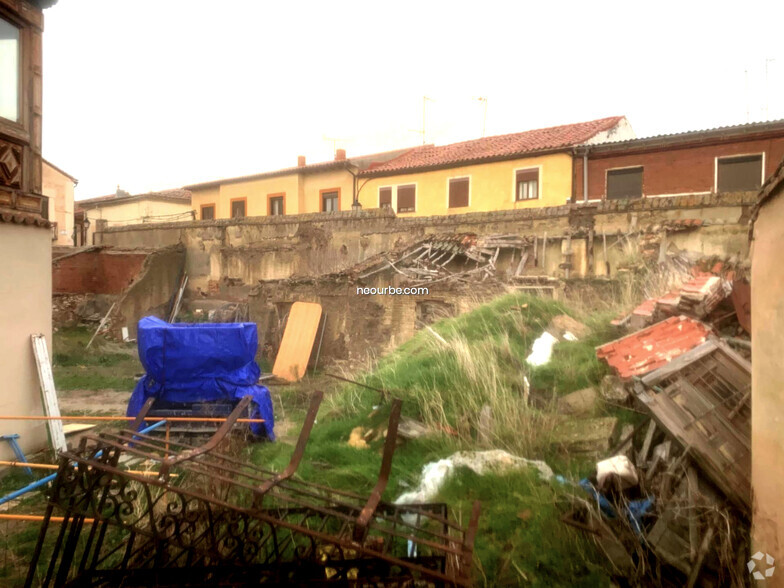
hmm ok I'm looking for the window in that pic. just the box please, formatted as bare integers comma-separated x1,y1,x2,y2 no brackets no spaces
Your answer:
201,204,215,220
716,155,763,192
606,167,643,199
379,187,392,208
268,194,285,216
230,199,246,218
448,177,470,208
397,184,416,213
321,190,339,212
515,169,539,201
0,17,19,121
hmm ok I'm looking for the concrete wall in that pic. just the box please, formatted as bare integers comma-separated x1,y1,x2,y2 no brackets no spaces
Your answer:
358,152,574,215
115,244,186,338
576,136,784,200
52,249,148,294
751,191,784,573
0,224,51,459
43,162,75,246
95,192,756,294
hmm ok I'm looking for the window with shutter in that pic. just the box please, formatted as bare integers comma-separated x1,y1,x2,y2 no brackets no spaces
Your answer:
269,195,285,216
397,185,416,212
321,190,339,212
201,204,215,220
448,177,470,208
379,187,392,208
230,199,246,218
716,155,763,192
515,169,539,201
606,167,643,200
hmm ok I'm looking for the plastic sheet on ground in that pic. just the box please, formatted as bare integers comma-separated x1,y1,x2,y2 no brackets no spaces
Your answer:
526,331,559,366
126,316,275,439
395,450,553,505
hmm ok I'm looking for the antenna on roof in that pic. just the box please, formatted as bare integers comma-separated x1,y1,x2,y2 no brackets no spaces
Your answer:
322,135,347,153
477,97,488,138
409,96,434,145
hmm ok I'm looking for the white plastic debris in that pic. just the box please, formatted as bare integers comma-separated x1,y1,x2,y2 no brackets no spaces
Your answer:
526,331,559,367
395,450,553,505
596,455,639,490
563,331,578,342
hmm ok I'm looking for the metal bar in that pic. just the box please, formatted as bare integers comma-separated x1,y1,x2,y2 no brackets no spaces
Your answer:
129,397,156,431
256,391,323,496
353,399,402,542
0,415,265,423
159,396,252,478
323,372,390,401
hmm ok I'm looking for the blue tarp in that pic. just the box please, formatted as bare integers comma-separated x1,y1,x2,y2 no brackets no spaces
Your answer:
126,317,275,440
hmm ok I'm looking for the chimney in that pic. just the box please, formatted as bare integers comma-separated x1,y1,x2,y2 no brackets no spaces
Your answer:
334,148,346,162
297,155,306,167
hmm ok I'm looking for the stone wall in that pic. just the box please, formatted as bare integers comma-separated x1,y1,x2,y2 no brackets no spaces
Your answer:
95,192,757,294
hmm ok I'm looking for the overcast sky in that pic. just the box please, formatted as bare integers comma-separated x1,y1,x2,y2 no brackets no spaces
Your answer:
41,0,784,199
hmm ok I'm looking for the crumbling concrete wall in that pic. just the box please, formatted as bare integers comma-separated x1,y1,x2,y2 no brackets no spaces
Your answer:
114,244,186,338
95,193,756,291
52,248,148,294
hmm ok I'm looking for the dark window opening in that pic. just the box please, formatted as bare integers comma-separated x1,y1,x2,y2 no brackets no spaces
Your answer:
397,184,416,212
717,155,763,192
231,200,246,218
606,167,643,200
269,196,284,216
379,187,392,208
322,191,339,212
201,205,215,220
516,169,539,200
448,177,470,208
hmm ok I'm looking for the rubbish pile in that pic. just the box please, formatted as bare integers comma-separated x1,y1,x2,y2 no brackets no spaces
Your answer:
565,316,751,586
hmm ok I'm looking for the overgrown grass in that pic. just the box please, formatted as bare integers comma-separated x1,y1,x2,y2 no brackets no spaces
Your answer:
52,327,140,392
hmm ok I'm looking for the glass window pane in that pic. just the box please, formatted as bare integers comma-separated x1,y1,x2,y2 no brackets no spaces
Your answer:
0,18,19,122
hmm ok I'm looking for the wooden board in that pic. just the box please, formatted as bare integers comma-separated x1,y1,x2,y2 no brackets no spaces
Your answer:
272,302,323,382
31,334,67,454
62,424,96,436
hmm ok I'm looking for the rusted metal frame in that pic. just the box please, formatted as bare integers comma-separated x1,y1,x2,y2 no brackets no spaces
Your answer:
353,398,402,542
159,395,252,479
459,500,482,578
129,397,156,431
101,429,182,459
256,391,323,497
182,461,463,553
47,486,471,586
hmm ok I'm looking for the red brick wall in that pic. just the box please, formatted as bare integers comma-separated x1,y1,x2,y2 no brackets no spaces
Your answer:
574,135,784,200
53,250,148,294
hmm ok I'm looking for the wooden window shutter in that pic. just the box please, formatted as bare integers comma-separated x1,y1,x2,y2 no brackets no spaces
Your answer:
379,187,392,208
717,155,762,192
516,169,538,183
231,200,246,218
606,167,643,200
448,178,469,208
201,205,215,220
397,185,416,212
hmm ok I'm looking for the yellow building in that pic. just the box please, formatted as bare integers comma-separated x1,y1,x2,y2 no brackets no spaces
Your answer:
77,188,193,245
184,148,416,220
357,117,633,216
43,159,77,246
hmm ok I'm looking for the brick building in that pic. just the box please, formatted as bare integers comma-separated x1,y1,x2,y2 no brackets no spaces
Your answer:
573,120,784,202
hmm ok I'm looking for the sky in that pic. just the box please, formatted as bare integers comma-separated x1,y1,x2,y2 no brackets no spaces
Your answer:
41,0,784,200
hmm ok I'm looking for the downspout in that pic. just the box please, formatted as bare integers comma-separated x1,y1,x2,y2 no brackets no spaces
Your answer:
583,145,590,202
347,165,360,210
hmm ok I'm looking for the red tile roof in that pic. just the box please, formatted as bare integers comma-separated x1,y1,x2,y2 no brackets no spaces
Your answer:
596,316,712,379
358,116,625,176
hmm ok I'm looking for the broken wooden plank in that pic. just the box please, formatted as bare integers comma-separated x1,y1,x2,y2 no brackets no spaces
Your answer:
85,302,116,349
32,334,67,454
272,302,323,382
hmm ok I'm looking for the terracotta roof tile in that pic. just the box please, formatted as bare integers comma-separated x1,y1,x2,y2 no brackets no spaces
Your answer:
358,116,625,176
596,316,712,379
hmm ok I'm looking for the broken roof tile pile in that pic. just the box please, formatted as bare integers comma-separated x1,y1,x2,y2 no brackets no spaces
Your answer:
596,316,712,379
677,274,725,317
360,116,623,175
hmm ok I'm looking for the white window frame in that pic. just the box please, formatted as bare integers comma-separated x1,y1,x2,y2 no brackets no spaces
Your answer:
604,165,644,200
714,152,765,193
512,165,542,202
446,175,471,209
394,182,417,214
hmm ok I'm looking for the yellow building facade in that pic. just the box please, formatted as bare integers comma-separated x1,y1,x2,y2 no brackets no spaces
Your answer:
43,159,77,246
356,152,574,216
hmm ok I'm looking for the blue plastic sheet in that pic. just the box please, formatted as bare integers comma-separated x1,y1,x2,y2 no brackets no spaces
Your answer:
126,317,275,440
579,478,653,536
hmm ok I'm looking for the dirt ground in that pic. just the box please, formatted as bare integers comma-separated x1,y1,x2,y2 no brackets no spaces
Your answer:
57,389,131,416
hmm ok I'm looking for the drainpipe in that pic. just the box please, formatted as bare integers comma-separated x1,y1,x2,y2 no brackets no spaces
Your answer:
583,146,590,202
347,165,360,210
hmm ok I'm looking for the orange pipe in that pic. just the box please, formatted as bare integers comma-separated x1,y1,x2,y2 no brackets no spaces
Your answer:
0,415,264,423
0,514,94,524
0,461,174,477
